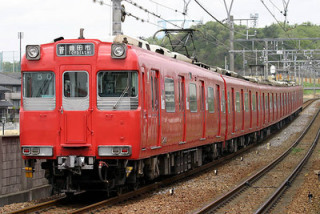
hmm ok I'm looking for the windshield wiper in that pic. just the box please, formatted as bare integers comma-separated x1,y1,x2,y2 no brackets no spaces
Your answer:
113,85,129,109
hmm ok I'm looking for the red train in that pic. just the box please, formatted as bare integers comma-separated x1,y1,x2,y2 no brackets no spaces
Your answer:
20,34,303,194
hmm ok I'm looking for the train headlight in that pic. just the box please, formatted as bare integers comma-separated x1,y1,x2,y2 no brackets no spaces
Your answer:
111,43,127,59
98,146,131,156
22,146,53,157
26,45,41,60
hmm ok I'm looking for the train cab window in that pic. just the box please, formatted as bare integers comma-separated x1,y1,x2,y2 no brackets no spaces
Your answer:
164,78,175,112
64,72,88,98
244,92,249,112
236,91,240,112
270,94,273,110
24,72,55,98
189,83,197,112
208,87,214,113
23,72,56,111
97,71,138,110
252,93,256,111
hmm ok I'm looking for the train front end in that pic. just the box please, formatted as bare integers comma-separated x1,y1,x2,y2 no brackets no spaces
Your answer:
20,37,142,193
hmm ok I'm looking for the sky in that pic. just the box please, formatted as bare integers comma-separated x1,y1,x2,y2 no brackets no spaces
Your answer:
0,0,319,57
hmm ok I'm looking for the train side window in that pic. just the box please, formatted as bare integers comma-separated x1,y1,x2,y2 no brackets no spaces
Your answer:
244,92,249,112
164,78,175,112
189,83,197,112
208,87,214,113
221,89,226,113
227,91,231,113
252,93,256,111
236,91,240,112
265,94,268,110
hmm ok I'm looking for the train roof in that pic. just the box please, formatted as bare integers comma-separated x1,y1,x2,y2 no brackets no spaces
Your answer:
114,35,299,88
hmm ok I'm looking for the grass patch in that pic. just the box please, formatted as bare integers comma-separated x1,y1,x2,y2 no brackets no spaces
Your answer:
303,82,320,87
303,90,320,95
292,147,303,154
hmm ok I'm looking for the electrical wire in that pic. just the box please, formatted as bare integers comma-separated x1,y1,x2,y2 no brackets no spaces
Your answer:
125,11,166,29
260,0,287,32
268,0,282,13
149,0,185,15
92,0,111,7
193,0,228,29
124,0,183,29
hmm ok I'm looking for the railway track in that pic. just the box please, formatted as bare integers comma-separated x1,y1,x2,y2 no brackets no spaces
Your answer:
193,102,320,214
302,98,317,109
9,100,317,214
9,196,66,214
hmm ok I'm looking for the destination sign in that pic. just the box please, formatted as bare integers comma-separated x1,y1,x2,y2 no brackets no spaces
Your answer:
57,43,94,56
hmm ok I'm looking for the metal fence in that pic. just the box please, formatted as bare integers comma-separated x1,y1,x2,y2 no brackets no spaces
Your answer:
0,51,20,73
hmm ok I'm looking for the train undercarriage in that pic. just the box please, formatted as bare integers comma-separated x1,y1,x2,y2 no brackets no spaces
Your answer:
25,110,300,196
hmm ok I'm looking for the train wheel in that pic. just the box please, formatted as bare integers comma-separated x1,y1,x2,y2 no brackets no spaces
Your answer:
65,192,75,199
129,182,140,191
116,187,124,196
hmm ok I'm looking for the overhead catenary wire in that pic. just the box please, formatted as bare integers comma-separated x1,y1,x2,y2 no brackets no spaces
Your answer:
149,0,185,15
268,0,282,13
260,0,287,32
193,0,247,38
125,11,166,29
193,0,228,29
92,0,112,7
123,0,183,29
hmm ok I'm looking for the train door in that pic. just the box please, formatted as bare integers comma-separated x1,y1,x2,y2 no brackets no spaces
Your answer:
178,76,186,142
232,88,235,133
262,93,265,124
256,92,259,128
241,89,244,130
249,90,252,129
149,70,160,148
142,71,148,149
272,93,274,121
280,93,282,118
200,81,206,139
216,85,221,137
60,65,92,147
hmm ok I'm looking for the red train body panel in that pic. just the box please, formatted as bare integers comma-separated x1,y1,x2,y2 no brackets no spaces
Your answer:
20,38,303,193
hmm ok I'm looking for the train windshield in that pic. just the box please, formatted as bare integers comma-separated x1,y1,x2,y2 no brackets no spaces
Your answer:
97,71,138,110
23,72,55,98
23,72,56,111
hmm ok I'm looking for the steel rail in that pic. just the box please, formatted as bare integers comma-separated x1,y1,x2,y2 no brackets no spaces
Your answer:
193,104,320,214
9,196,66,214
70,143,257,214
255,124,320,213
10,100,316,214
71,102,314,214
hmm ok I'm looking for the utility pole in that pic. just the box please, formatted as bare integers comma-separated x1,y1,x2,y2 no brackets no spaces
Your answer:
18,32,23,71
223,0,234,72
229,15,235,72
112,0,123,36
264,40,269,80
